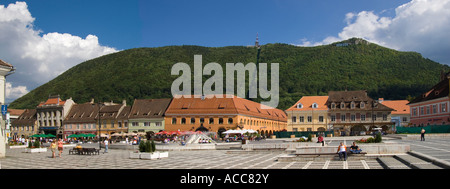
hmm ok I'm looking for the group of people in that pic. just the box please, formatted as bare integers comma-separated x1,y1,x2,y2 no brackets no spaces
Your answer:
50,139,64,158
337,142,362,161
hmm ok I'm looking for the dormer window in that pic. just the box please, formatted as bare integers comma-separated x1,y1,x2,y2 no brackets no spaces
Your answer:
312,103,318,109
340,102,345,109
350,101,355,109
297,103,303,109
360,102,365,109
331,103,336,109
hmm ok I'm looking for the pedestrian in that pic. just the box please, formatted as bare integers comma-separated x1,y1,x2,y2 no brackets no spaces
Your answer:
57,138,64,157
317,135,324,146
104,138,109,153
50,140,57,158
421,128,426,141
337,142,347,161
350,142,362,154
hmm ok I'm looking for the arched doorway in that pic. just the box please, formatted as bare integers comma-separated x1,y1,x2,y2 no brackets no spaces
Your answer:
351,125,367,136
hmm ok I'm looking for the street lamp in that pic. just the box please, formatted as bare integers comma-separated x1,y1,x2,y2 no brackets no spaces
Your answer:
94,102,104,150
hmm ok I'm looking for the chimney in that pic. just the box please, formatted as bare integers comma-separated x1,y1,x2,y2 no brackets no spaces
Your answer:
90,98,95,104
378,98,384,103
122,99,126,106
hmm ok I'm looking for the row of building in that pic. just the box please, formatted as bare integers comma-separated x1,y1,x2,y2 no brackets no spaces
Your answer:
9,71,450,139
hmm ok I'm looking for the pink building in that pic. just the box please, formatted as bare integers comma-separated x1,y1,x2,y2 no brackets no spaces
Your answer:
408,74,450,126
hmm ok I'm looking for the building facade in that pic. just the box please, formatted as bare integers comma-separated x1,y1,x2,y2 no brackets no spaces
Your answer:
128,99,171,134
326,90,394,136
164,95,287,135
36,95,75,138
97,100,129,136
409,74,450,126
10,109,37,140
63,102,100,138
0,59,15,157
380,99,410,130
286,96,329,132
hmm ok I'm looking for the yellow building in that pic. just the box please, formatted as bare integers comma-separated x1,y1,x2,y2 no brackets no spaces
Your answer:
286,96,329,132
164,95,287,136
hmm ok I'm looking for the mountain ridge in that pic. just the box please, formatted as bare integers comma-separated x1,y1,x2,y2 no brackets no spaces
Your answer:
9,38,449,110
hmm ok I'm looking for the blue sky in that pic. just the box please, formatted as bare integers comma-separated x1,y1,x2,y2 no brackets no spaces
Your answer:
1,0,449,102
3,0,410,49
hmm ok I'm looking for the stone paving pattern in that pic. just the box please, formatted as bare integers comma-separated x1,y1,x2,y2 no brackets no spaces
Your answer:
1,136,450,169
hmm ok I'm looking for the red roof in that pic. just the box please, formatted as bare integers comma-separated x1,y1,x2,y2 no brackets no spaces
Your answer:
381,100,410,115
165,95,287,122
286,96,329,111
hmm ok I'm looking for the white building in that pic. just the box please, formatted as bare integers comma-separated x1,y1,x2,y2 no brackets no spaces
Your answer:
0,59,15,158
36,95,75,138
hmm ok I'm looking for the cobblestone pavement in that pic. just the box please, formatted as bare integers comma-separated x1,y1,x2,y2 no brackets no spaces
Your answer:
2,137,449,169
0,148,384,169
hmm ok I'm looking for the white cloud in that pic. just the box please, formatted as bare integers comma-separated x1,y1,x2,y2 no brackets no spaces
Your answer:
0,1,118,102
5,82,29,100
299,0,450,64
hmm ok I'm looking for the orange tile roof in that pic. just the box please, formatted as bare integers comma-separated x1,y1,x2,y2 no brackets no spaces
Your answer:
286,96,329,111
381,100,410,115
165,95,287,122
7,109,25,116
38,97,66,107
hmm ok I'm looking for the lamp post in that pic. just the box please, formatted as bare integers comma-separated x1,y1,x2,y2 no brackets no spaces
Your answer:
95,102,104,150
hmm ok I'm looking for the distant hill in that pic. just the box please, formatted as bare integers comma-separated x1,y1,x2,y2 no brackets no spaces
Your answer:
9,38,449,110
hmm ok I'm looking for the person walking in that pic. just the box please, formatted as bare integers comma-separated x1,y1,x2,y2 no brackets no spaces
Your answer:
50,140,57,158
104,138,109,153
421,128,426,141
337,142,347,161
57,138,64,157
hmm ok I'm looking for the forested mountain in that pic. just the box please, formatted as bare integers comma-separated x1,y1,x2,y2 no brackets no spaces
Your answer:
9,38,448,110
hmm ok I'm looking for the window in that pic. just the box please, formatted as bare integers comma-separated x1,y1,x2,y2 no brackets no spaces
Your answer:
190,118,195,124
292,116,297,123
340,102,345,109
307,116,312,122
312,103,318,109
111,121,115,128
144,122,150,126
426,106,430,114
118,122,122,128
412,108,417,116
181,118,186,124
132,122,139,127
219,118,224,124
372,114,377,121
200,118,205,124
331,115,336,122
351,102,355,109
297,103,303,109
402,117,407,122
351,115,356,121
420,107,424,115
155,122,162,127
319,116,324,122
361,114,366,121
341,115,346,121
299,116,304,123
441,103,447,113
228,118,233,124
331,103,336,109
360,102,365,108
209,118,214,124
383,114,387,121
433,105,437,114
172,118,177,124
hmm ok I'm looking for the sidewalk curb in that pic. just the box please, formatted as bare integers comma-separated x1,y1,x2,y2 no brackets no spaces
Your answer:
408,151,450,169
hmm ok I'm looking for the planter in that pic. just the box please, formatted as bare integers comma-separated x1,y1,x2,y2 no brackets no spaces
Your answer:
140,152,160,160
24,148,47,153
129,151,169,160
